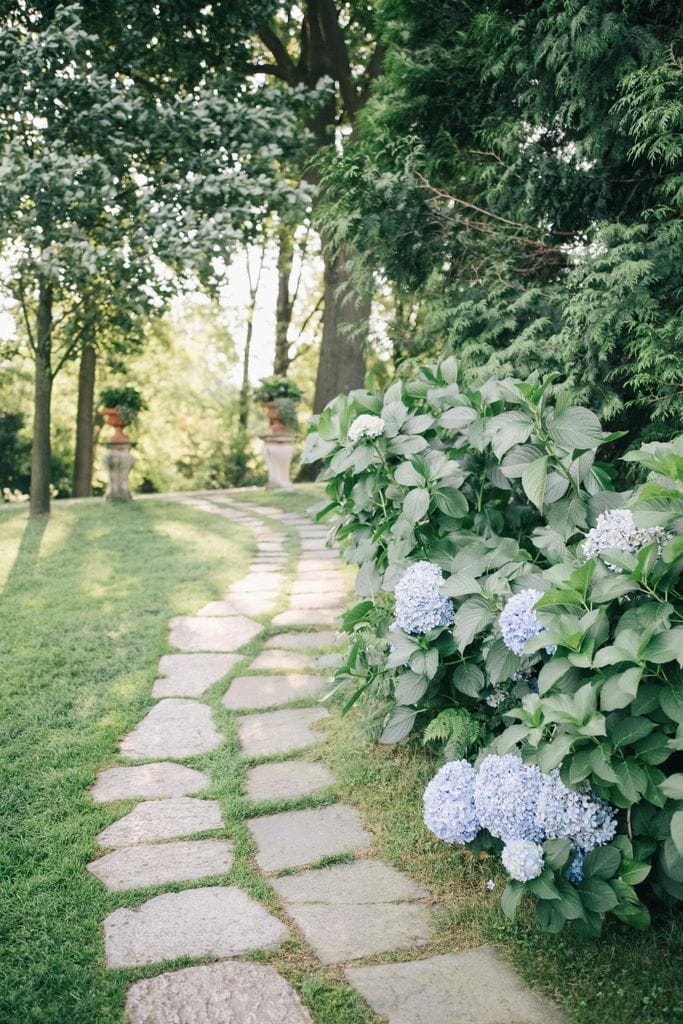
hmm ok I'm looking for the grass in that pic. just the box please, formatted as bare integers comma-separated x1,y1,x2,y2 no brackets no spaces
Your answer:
220,482,326,515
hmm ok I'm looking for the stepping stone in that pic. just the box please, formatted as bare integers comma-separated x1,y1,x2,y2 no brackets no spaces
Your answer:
96,797,223,848
290,580,341,595
222,674,323,711
104,886,288,968
273,609,344,627
246,760,336,802
297,556,340,570
153,653,240,699
169,616,261,652
346,947,567,1024
88,839,234,892
289,593,347,610
266,631,339,651
250,650,314,671
120,699,223,760
90,763,209,803
238,708,329,758
232,576,284,594
294,570,346,582
249,804,371,871
198,594,277,617
125,962,312,1024
271,860,432,963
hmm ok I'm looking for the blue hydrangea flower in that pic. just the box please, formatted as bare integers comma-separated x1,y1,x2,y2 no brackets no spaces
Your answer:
566,851,585,885
348,414,385,443
581,508,670,573
474,754,544,843
535,769,617,852
423,759,480,844
499,589,555,656
394,561,455,634
502,839,545,882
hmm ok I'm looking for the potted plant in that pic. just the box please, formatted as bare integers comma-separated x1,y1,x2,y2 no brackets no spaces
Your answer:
99,386,146,443
253,376,302,435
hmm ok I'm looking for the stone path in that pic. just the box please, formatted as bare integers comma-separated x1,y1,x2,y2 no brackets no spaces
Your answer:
86,493,566,1023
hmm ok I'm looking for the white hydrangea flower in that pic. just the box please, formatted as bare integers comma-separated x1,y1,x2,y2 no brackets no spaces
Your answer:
581,508,669,572
348,414,385,443
501,839,545,882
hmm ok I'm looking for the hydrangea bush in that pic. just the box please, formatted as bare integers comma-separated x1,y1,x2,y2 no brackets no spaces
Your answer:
303,358,683,935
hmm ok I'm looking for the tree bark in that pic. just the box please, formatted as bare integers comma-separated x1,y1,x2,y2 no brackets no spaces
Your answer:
29,282,53,517
313,244,370,412
72,343,96,497
274,224,294,375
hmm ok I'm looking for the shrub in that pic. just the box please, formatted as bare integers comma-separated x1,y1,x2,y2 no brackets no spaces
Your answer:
253,375,302,403
302,358,682,935
99,386,146,425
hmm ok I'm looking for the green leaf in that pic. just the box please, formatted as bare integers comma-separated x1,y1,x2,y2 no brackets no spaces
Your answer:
394,671,429,705
487,410,534,459
577,877,619,912
644,627,683,666
671,811,683,856
433,486,468,519
501,880,525,919
452,597,495,653
543,837,573,871
528,870,560,901
485,639,521,685
619,859,652,885
538,734,576,772
500,444,545,479
379,706,418,744
403,487,430,525
611,902,651,930
340,600,374,630
547,407,605,451
610,716,656,749
582,846,621,880
660,773,683,799
452,662,485,697
599,667,643,712
394,461,424,487
554,878,586,920
442,573,482,598
612,761,648,803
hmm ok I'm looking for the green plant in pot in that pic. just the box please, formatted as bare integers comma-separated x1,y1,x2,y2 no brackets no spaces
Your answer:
99,386,146,443
253,376,302,435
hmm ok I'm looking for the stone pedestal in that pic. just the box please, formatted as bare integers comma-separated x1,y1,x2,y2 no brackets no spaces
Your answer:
103,442,136,501
262,434,296,491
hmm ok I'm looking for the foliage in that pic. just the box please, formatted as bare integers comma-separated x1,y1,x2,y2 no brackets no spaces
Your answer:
303,356,683,934
98,386,145,426
272,396,299,430
0,412,31,499
254,375,303,403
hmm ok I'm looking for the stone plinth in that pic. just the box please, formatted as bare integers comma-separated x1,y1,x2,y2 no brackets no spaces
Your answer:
102,442,136,501
262,434,297,491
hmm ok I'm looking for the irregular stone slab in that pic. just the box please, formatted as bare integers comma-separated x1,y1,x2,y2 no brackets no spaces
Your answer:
104,886,288,968
266,631,339,651
238,708,329,758
198,594,277,617
97,797,223,848
290,580,342,596
91,763,209,803
120,699,223,760
346,947,567,1024
299,541,329,551
273,609,344,627
153,653,240,699
293,571,346,583
169,616,261,652
250,650,314,671
232,575,285,594
297,555,340,568
88,839,234,892
283,903,432,964
272,859,428,905
289,593,347,610
249,804,371,871
125,962,312,1024
246,760,337,802
223,674,323,711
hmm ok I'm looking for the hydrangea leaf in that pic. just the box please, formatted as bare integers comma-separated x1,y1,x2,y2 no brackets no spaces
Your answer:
582,846,621,880
379,705,418,744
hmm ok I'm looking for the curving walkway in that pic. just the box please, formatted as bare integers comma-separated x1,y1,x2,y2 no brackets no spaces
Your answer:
86,494,565,1024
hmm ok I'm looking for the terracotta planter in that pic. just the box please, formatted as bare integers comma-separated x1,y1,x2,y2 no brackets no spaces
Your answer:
102,407,131,444
263,400,294,436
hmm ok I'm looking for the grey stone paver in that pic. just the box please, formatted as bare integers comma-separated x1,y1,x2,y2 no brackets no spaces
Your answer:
246,760,336,802
272,859,428,905
289,592,347,610
250,649,314,671
197,594,277,616
290,580,344,596
238,707,329,758
125,962,312,1024
153,653,240,698
249,804,372,871
90,763,209,803
222,674,323,711
283,902,433,965
169,615,262,651
104,886,288,968
273,609,344,627
266,631,339,651
297,556,340,570
231,575,284,594
88,839,234,892
120,699,223,760
96,797,223,848
346,947,567,1024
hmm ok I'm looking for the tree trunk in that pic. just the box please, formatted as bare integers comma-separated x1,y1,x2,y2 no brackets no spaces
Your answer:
274,224,294,375
313,243,370,413
29,283,53,517
72,343,96,497
238,313,253,432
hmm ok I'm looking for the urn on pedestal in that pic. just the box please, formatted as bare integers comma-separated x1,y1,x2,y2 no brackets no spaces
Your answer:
253,376,302,490
99,386,145,501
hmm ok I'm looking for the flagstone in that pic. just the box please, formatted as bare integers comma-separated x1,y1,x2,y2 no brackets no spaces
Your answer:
271,859,428,905
88,839,234,892
273,609,344,627
197,594,277,617
249,649,315,671
125,962,312,1024
290,580,344,595
246,760,336,802
120,699,223,760
96,797,223,848
265,631,339,651
91,763,209,803
297,555,340,569
289,592,347,610
153,653,240,698
283,902,433,964
232,575,284,594
249,804,371,871
222,674,323,710
169,615,261,651
345,947,567,1024
237,707,329,758
104,886,288,968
